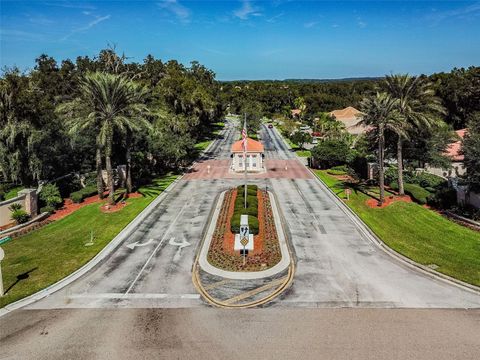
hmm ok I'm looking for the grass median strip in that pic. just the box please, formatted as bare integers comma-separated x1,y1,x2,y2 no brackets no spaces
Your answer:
0,174,178,308
314,169,480,287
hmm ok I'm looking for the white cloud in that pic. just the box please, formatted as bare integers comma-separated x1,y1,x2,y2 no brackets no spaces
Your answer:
61,14,111,41
233,1,262,20
304,21,318,29
357,21,367,28
157,0,191,22
266,12,284,23
427,1,480,24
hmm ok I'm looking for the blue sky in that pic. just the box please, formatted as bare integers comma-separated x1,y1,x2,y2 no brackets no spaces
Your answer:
1,1,479,80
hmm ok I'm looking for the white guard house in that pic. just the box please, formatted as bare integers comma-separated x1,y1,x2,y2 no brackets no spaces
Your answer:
231,138,265,172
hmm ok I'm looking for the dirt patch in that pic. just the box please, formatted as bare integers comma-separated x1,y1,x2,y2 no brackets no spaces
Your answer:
365,195,412,208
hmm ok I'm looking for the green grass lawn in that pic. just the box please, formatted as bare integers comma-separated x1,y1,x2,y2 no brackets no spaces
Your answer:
314,170,480,287
4,186,24,200
295,150,311,157
0,174,178,308
194,139,213,151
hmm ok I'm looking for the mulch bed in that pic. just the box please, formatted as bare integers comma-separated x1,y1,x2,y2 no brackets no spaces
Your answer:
49,191,142,220
365,195,412,208
207,188,282,272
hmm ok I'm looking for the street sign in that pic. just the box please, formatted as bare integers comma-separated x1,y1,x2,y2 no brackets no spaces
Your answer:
240,237,249,247
240,225,249,238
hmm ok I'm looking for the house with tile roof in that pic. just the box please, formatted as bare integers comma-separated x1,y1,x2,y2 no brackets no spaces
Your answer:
328,106,368,135
426,129,467,178
231,138,265,172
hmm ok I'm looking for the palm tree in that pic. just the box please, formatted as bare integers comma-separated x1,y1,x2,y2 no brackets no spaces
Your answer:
384,74,445,195
60,72,150,204
359,92,401,205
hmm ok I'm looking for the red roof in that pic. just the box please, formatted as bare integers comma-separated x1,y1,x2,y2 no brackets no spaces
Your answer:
445,129,467,161
231,138,264,153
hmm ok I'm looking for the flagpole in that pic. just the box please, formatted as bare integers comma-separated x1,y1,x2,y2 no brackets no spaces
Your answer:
244,113,247,209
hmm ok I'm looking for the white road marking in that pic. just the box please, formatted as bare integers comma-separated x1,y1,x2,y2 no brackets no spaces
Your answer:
124,201,189,295
70,293,200,300
169,237,191,262
125,238,154,250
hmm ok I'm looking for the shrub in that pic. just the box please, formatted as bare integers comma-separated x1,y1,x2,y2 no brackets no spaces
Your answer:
415,172,446,189
39,183,63,208
427,187,457,209
70,192,84,204
311,140,352,169
40,205,56,214
237,185,258,196
327,165,349,176
70,185,98,203
230,214,259,235
404,183,431,205
8,203,22,212
11,209,30,224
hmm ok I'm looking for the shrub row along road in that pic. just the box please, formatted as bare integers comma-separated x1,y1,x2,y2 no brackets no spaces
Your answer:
1,119,479,359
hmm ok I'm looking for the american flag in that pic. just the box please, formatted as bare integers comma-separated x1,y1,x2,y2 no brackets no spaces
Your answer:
242,123,247,152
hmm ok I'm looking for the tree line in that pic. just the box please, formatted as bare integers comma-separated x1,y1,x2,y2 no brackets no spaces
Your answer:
0,49,224,204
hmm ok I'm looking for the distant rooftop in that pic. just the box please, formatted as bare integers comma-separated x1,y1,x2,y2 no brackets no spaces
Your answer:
445,129,467,161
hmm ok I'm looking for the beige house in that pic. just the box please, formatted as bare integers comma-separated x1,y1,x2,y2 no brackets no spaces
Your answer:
426,129,467,178
231,138,264,172
329,106,368,135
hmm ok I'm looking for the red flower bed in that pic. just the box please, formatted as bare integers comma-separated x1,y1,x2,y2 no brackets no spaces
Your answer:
207,188,281,272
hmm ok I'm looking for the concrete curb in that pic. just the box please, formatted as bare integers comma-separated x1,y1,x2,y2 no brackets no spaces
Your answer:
0,126,226,318
197,190,290,280
309,168,480,296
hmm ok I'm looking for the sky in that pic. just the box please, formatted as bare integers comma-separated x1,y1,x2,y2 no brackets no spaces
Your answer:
1,0,480,80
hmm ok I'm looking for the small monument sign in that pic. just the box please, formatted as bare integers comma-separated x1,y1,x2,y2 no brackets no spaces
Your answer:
235,215,254,264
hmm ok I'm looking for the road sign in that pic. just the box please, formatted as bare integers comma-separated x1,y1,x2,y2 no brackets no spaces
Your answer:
240,237,249,247
240,225,249,238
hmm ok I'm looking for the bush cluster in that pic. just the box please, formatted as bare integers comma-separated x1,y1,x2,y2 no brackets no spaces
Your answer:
327,165,349,176
39,183,63,209
230,185,259,235
10,206,30,224
70,185,98,203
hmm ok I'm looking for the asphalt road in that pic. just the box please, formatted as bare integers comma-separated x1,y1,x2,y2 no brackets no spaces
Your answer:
1,119,479,359
1,308,479,360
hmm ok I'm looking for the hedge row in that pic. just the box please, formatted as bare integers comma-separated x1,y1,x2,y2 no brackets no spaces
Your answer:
390,182,432,205
70,185,98,203
231,185,259,235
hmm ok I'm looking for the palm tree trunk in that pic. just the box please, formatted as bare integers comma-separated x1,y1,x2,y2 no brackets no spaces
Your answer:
105,140,115,205
96,146,104,199
378,126,385,205
125,130,132,197
397,137,405,196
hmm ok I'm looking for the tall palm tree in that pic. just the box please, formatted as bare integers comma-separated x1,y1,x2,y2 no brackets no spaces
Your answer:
384,74,445,195
59,72,150,204
359,92,401,205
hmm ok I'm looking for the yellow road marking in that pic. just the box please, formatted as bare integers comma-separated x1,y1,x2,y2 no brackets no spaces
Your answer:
203,279,232,291
222,277,288,305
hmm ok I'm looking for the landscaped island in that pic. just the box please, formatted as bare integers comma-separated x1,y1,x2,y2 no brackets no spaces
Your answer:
207,185,282,272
